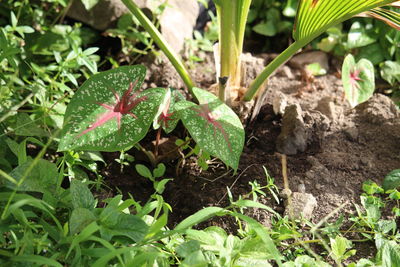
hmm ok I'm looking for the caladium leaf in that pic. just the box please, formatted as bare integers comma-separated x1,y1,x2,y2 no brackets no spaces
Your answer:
342,54,375,108
153,88,183,134
59,65,166,151
175,87,244,171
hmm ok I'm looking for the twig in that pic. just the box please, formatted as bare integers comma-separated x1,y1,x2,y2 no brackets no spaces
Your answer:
198,169,232,182
217,163,260,205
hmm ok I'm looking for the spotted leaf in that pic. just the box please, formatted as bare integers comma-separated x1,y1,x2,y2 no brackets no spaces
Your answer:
342,54,375,108
175,87,244,171
59,65,166,151
153,88,184,134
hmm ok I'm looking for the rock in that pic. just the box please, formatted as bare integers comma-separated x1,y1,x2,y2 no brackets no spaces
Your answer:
306,156,331,183
343,127,359,141
68,0,141,30
159,0,200,53
285,192,317,220
279,188,292,199
315,183,323,190
315,96,336,121
239,53,268,121
67,0,199,53
276,104,307,155
240,53,266,92
276,65,295,79
356,94,400,124
303,110,331,145
290,51,330,72
297,183,306,193
272,91,288,115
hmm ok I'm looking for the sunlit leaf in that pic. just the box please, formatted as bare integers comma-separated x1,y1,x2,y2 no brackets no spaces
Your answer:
383,169,400,191
342,54,375,108
362,7,400,30
294,0,398,42
175,87,245,171
59,65,166,152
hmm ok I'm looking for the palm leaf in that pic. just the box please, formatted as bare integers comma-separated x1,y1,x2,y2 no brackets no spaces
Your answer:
361,7,400,30
294,0,398,41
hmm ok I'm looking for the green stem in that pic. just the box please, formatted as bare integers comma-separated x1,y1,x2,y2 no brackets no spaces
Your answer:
242,40,306,101
215,0,252,102
121,0,195,96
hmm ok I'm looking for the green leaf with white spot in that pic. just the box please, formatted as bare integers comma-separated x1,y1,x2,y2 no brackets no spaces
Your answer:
342,54,375,108
153,88,182,134
59,65,166,152
175,87,244,171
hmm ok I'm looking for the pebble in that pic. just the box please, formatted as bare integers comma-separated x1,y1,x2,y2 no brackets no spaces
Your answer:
297,183,306,193
276,104,308,155
285,192,318,220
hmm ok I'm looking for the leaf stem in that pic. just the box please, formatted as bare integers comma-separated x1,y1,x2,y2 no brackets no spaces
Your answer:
215,0,251,102
243,40,306,101
154,127,162,158
121,0,195,95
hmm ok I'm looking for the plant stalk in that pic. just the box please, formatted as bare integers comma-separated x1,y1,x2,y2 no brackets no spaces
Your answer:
121,0,195,95
243,40,306,101
214,0,252,102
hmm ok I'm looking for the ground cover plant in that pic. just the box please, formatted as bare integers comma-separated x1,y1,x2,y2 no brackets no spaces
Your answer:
0,0,400,266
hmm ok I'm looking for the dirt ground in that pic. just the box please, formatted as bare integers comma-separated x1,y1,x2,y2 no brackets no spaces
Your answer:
100,52,400,237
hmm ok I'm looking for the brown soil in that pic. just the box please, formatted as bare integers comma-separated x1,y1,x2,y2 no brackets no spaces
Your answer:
100,52,400,252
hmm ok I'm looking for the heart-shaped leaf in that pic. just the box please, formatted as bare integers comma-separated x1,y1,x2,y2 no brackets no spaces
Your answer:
153,88,183,134
175,87,244,171
342,54,375,108
59,65,166,151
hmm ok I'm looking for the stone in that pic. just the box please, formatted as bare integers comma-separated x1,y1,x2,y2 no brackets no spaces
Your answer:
285,192,317,220
68,0,140,31
297,183,306,193
315,96,336,121
159,0,200,53
272,91,288,115
356,94,400,124
290,51,330,72
343,127,359,141
276,65,295,79
240,53,266,88
276,104,307,155
67,0,199,53
279,188,292,199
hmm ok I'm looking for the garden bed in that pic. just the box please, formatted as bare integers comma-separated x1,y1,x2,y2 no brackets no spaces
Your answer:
98,53,400,227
